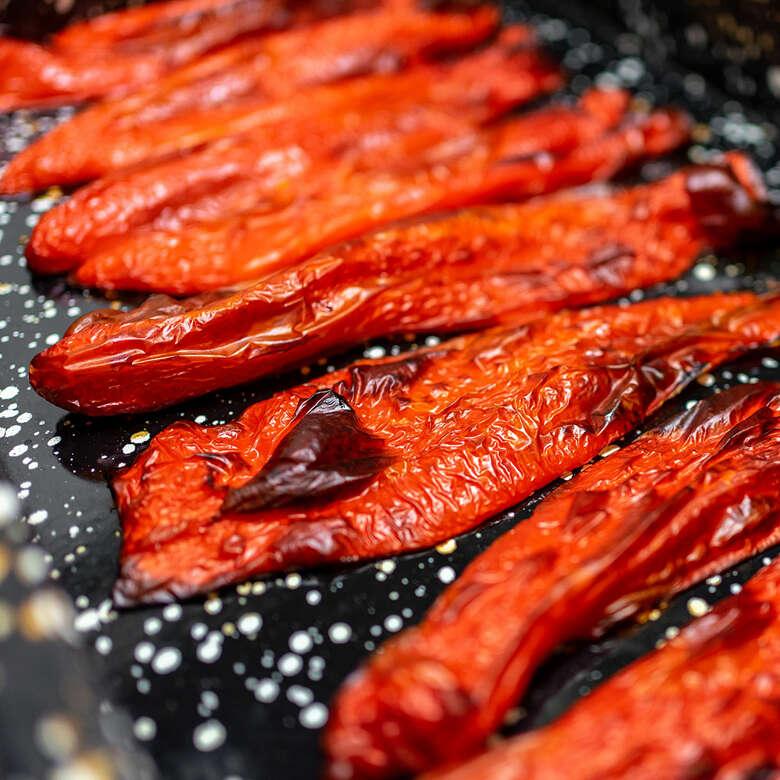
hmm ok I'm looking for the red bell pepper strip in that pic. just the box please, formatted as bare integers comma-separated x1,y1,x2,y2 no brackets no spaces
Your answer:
0,0,374,111
0,5,503,191
27,87,623,273
60,103,690,293
109,291,780,606
29,153,772,416
422,544,780,780
326,381,780,779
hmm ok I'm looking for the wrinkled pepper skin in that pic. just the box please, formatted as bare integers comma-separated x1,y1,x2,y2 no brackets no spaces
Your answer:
47,0,373,57
109,291,780,606
423,549,780,780
62,105,690,293
0,39,165,112
0,5,503,193
0,0,369,111
28,87,623,272
48,0,292,54
30,154,773,416
325,382,780,780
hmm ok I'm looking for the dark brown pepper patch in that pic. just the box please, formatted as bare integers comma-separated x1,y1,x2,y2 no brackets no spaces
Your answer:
221,390,393,513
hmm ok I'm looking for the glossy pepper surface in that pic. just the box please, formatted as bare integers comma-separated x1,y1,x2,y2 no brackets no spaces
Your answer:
60,103,689,293
422,547,780,780
325,382,780,779
0,5,504,193
110,291,780,605
0,0,371,111
27,87,623,272
30,154,773,415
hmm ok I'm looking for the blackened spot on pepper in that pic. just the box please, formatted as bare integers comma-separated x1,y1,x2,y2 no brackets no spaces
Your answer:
685,161,772,246
221,389,392,513
335,353,440,400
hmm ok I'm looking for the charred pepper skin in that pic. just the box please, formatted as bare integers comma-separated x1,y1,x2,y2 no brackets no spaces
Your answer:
0,6,504,193
30,154,771,416
27,87,622,273
325,382,780,779
0,0,370,111
422,546,780,780
109,292,780,606
51,103,688,294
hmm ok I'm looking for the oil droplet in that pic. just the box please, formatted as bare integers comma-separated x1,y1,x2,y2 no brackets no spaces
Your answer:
299,703,328,729
437,566,456,584
95,636,113,655
687,597,709,618
151,647,182,675
328,623,352,644
287,685,314,707
692,262,716,281
134,642,155,664
285,573,302,589
162,604,182,622
204,596,222,615
278,653,303,676
237,612,262,635
289,630,313,654
193,720,226,752
134,716,157,742
27,509,47,525
255,679,279,703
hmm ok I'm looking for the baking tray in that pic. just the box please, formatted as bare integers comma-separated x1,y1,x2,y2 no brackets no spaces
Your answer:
0,1,779,778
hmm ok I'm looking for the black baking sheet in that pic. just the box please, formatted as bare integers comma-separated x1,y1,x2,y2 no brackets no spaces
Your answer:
0,2,779,778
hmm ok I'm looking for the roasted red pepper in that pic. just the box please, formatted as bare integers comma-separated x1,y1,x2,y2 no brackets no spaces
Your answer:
109,292,780,606
325,381,780,779
46,0,374,57
422,545,780,780
0,38,164,111
0,0,371,111
27,87,625,273
30,154,773,416
51,104,689,293
0,5,504,192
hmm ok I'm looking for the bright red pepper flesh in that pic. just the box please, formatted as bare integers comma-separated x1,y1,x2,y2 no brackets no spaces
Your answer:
423,546,780,780
0,0,374,111
27,87,622,273
29,154,774,416
0,5,502,192
326,381,780,779
58,104,689,293
109,292,780,606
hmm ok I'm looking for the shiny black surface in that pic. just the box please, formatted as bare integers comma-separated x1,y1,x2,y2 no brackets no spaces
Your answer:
0,2,779,778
